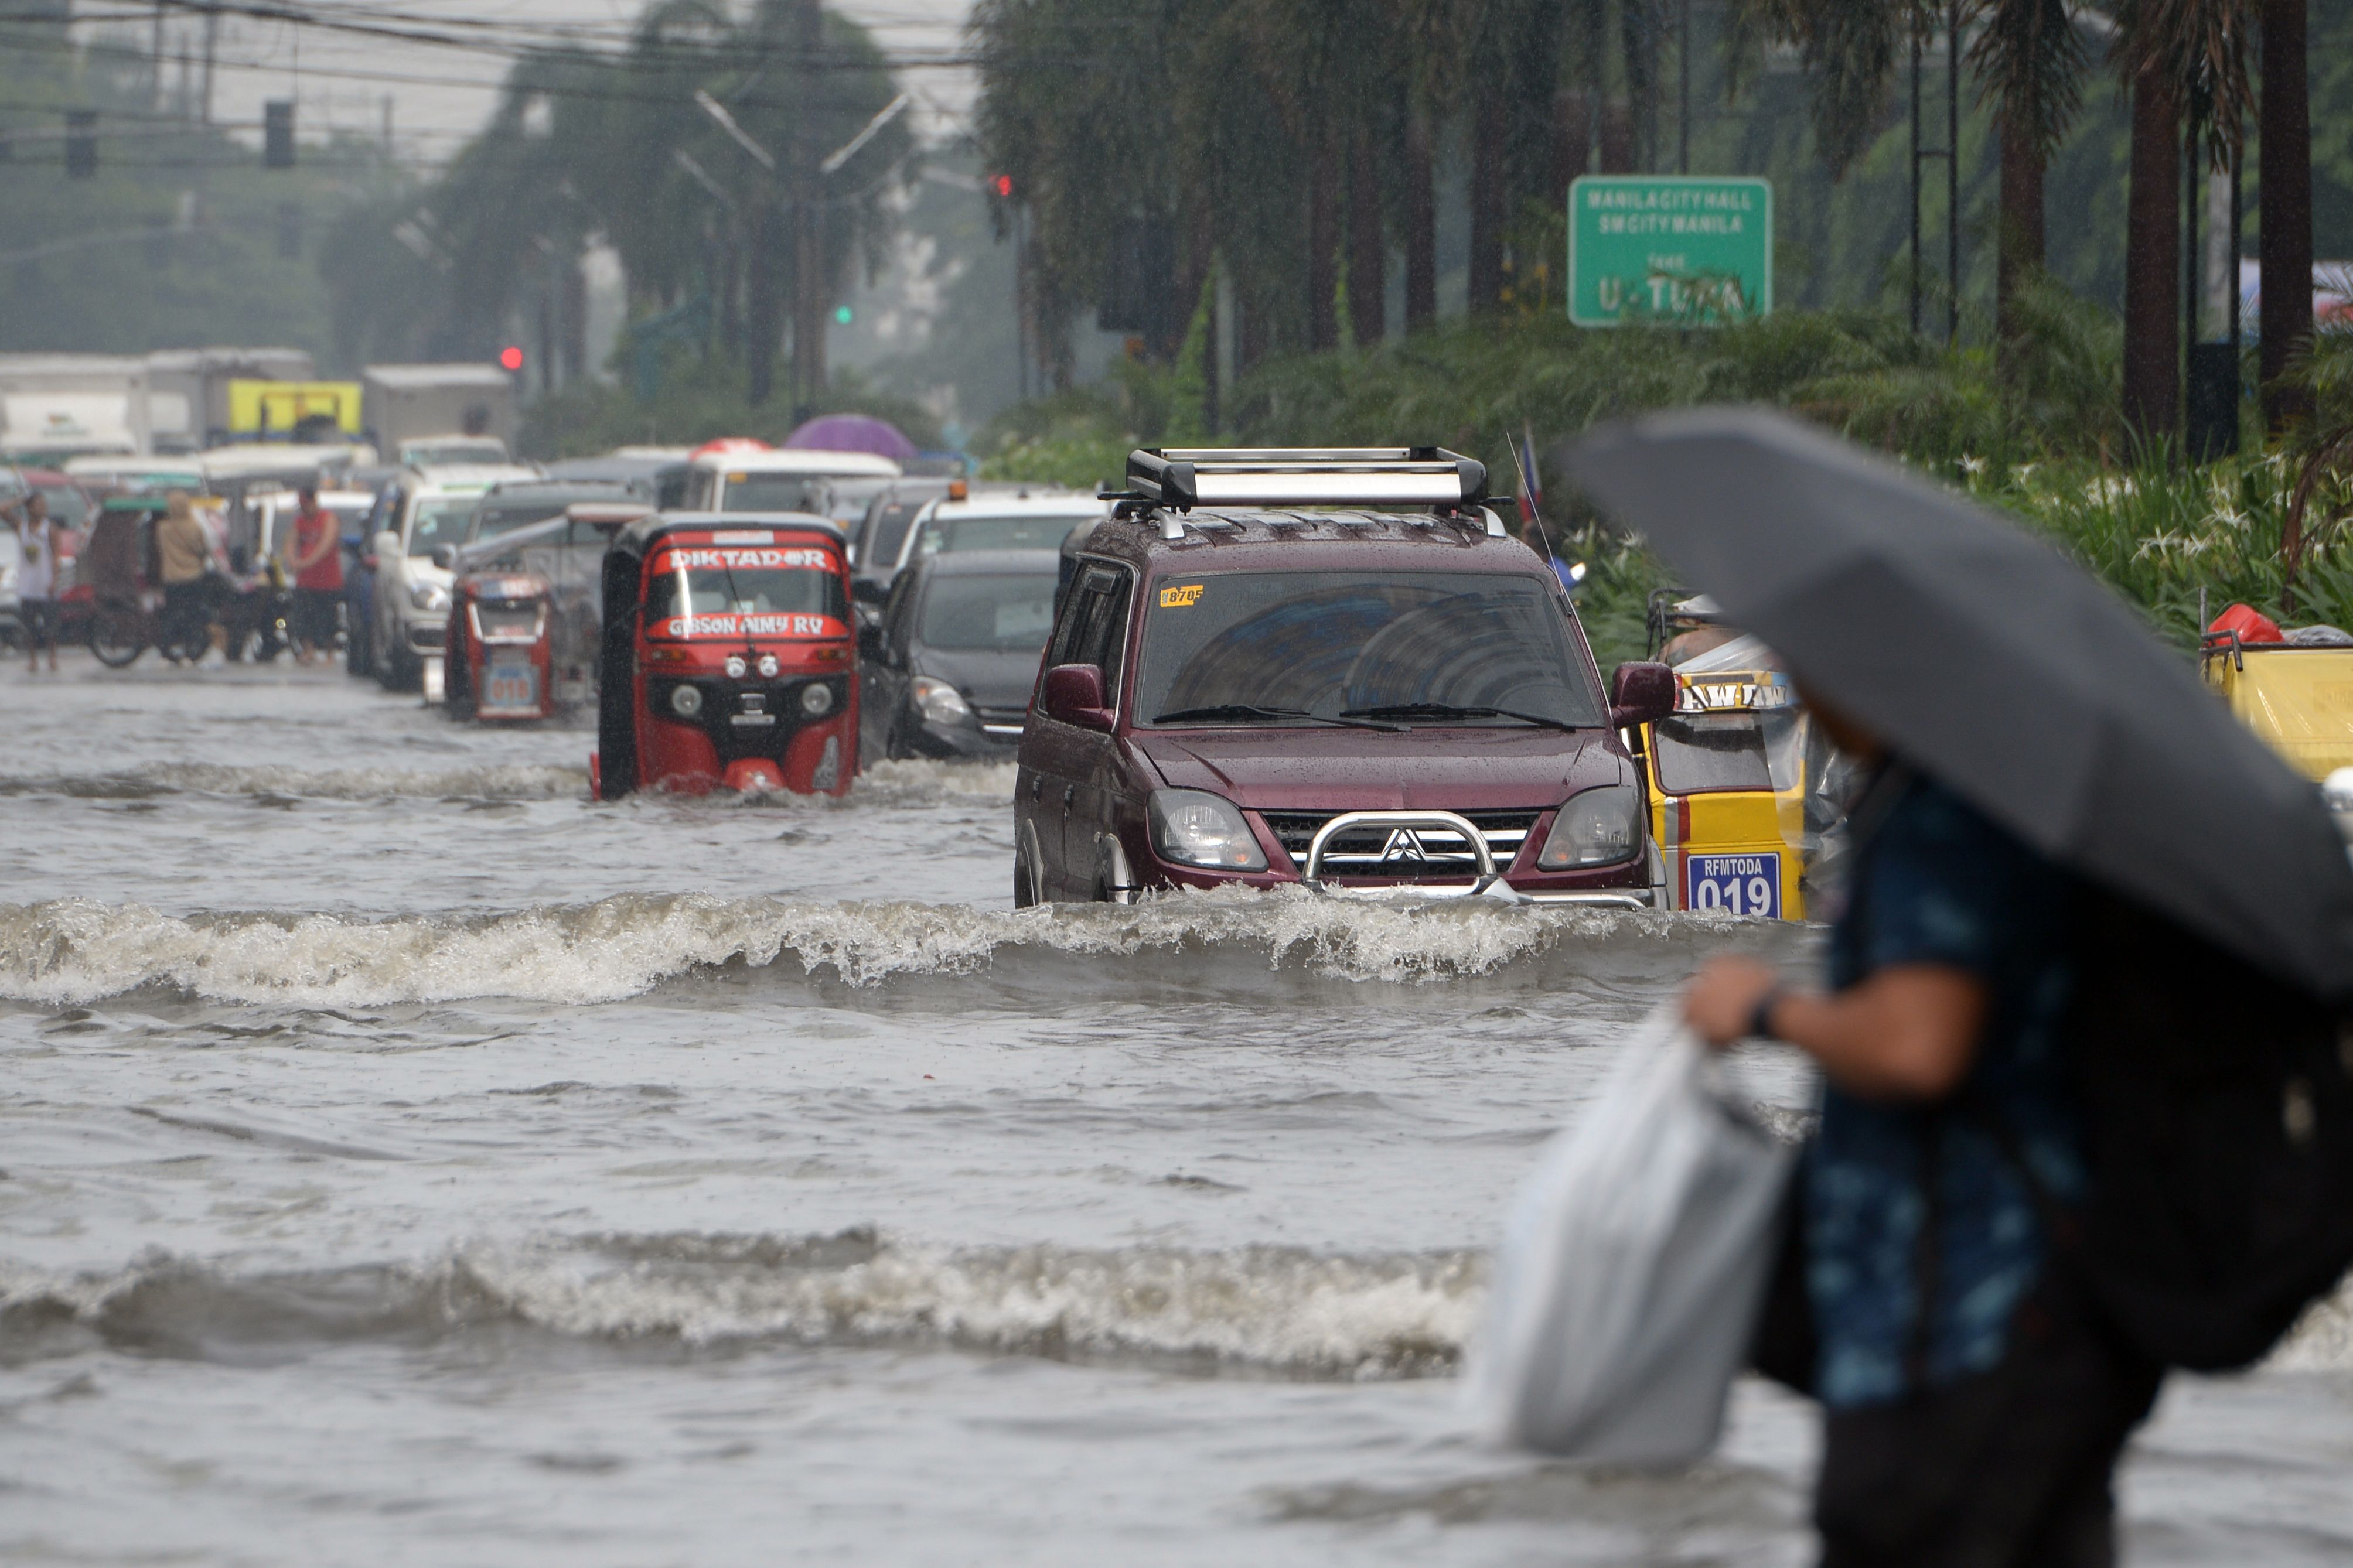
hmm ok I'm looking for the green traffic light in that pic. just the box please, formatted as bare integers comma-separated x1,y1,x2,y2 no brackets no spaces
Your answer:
834,305,854,326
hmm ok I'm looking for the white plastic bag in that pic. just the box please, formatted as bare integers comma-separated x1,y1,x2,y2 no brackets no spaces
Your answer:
1465,1007,1796,1463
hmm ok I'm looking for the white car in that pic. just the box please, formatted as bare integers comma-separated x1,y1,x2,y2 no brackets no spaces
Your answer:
368,464,538,689
888,491,1107,578
676,448,901,513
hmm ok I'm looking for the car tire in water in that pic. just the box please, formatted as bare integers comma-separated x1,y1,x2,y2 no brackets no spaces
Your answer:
88,606,145,668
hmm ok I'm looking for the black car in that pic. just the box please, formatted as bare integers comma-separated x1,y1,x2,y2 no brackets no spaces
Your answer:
859,548,1059,761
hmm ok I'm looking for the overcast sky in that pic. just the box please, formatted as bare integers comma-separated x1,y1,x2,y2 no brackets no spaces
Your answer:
127,0,978,165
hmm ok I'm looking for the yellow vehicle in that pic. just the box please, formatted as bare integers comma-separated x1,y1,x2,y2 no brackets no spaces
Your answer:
2199,613,2353,781
1632,592,1832,921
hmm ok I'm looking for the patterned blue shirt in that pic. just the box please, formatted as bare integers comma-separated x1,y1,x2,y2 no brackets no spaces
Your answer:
1806,771,2084,1409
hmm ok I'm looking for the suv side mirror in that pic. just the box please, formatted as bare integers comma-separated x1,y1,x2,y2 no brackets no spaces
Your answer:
851,576,888,606
1609,661,1677,729
857,620,885,662
431,544,458,571
1040,663,1114,732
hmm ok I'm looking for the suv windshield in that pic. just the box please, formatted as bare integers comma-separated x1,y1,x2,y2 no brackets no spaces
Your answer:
722,474,833,513
915,513,1092,558
1137,571,1604,728
919,571,1059,653
406,496,478,555
644,545,845,638
1652,709,1805,795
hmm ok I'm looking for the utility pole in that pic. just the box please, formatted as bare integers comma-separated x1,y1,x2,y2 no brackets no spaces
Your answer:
1676,0,1690,175
200,2,217,127
1909,22,1922,334
151,1,164,112
788,0,825,415
1946,0,1960,346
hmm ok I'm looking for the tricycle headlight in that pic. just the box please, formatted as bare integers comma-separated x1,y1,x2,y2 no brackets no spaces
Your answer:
913,675,972,726
724,654,748,679
758,654,780,679
1537,783,1643,868
1147,788,1266,872
408,580,449,612
800,681,834,716
670,683,703,718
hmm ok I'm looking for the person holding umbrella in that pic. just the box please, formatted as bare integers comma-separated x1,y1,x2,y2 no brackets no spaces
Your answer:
1566,409,2353,1568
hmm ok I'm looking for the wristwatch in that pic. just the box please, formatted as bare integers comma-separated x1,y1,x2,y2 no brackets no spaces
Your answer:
1747,987,1785,1042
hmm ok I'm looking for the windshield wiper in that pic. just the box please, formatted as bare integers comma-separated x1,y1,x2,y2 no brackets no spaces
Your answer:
1339,702,1584,733
1152,703,1406,732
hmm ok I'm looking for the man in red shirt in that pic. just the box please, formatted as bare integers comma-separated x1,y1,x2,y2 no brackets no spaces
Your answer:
284,484,345,665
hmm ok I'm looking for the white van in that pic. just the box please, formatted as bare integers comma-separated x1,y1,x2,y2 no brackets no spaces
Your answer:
677,449,901,514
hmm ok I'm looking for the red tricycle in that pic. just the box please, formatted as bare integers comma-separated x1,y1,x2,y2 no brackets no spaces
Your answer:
592,513,860,797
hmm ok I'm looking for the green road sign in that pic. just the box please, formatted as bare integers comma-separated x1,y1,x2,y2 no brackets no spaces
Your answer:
1567,176,1773,327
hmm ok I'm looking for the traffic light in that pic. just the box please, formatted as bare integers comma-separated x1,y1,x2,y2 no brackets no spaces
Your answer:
499,345,524,373
990,174,1012,199
64,110,96,179
833,304,854,326
264,101,295,169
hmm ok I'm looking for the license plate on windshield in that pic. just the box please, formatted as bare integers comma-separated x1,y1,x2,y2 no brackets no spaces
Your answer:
1686,852,1781,919
485,660,537,711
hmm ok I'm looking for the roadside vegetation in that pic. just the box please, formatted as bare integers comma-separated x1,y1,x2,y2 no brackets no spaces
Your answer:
976,289,2353,671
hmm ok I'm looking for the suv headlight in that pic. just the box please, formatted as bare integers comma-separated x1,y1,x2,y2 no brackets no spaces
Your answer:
1148,788,1267,871
408,580,450,613
1536,784,1643,868
913,676,973,726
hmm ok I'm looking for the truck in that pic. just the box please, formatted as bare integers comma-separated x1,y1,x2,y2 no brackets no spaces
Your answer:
362,364,517,455
0,355,152,462
147,347,317,450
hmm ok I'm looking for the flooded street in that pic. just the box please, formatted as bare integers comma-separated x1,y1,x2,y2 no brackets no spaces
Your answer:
5,656,2351,1565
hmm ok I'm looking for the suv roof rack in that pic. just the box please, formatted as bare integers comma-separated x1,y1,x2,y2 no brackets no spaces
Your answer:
1114,446,1493,511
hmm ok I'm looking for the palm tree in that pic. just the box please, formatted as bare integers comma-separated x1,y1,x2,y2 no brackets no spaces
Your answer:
2259,0,2312,430
1965,0,2089,356
2113,0,2255,449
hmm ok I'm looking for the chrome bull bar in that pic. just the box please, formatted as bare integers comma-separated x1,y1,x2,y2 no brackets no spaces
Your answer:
1298,808,1649,907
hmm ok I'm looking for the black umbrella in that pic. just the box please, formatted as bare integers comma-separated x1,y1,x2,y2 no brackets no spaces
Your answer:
1565,406,2353,999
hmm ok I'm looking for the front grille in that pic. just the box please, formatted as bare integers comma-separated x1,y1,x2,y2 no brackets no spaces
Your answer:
408,623,446,650
1256,809,1542,878
973,702,1028,735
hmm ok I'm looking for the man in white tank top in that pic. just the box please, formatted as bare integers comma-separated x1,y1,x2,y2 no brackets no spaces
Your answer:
11,491,61,673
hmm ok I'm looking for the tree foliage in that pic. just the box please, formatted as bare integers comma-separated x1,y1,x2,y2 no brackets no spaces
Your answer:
325,1,911,391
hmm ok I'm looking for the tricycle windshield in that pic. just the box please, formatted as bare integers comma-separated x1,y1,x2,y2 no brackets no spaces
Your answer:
1135,569,1605,727
1652,709,1805,795
644,543,847,639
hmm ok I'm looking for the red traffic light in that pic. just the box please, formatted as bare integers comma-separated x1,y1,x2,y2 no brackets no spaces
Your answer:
990,174,1013,199
498,345,524,372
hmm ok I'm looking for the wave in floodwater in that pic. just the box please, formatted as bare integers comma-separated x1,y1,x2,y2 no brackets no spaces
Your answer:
0,890,1769,1007
0,760,592,802
10,1231,2349,1381
0,756,1016,807
0,1231,1480,1381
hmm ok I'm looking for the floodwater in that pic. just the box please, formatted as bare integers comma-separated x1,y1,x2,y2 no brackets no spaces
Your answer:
4,654,2350,1566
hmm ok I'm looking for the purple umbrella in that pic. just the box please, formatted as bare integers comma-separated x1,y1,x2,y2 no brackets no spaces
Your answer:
783,414,918,464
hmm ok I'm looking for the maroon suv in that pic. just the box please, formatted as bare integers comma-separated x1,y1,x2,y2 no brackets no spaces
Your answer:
1012,448,1676,906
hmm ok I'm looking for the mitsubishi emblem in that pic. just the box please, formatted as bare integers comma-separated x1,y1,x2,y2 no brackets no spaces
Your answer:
1380,828,1430,866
